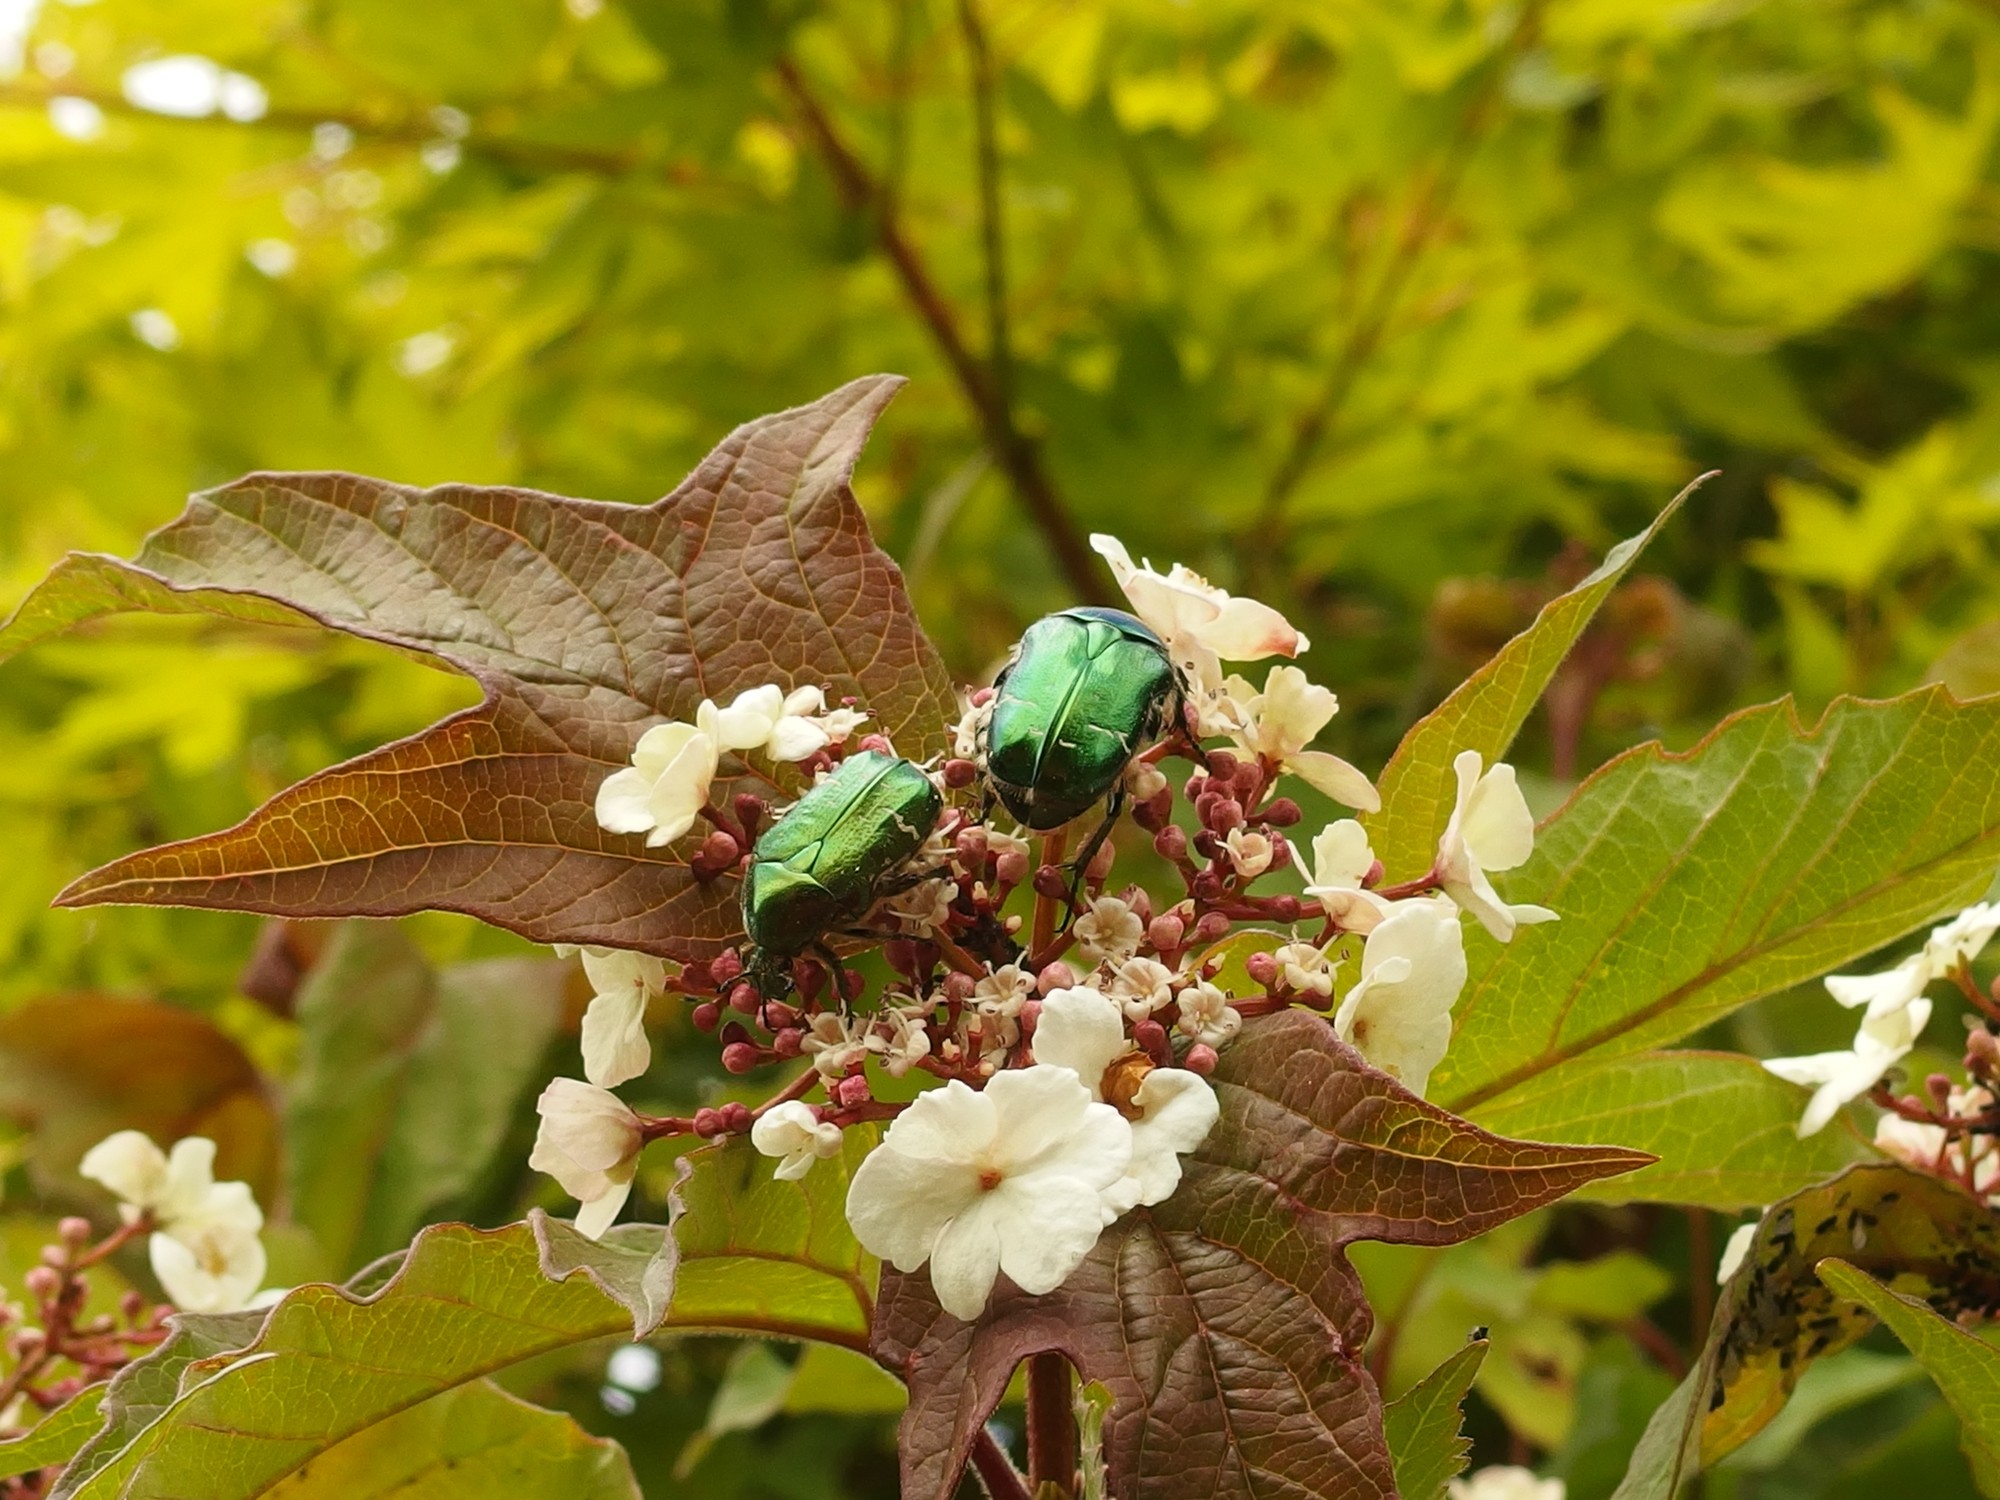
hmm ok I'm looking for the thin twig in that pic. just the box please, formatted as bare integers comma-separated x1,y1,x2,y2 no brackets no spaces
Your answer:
773,56,1108,605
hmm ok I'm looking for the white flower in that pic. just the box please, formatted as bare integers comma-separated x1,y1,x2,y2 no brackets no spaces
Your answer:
1872,1087,1999,1194
885,876,957,937
1448,1466,1565,1500
953,694,992,760
802,1013,869,1079
1436,751,1558,942
868,1005,934,1078
1304,820,1393,934
1090,534,1306,697
1106,957,1176,1021
1764,998,1933,1137
1333,898,1469,1097
1222,827,1275,879
1074,896,1143,967
561,946,668,1089
1176,979,1241,1047
1032,986,1219,1215
844,1067,1133,1320
751,1101,845,1182
595,720,721,848
1220,666,1379,811
972,965,1034,1021
80,1132,269,1313
1716,1221,1757,1285
704,683,853,763
1272,940,1336,999
79,1132,219,1225
530,1079,645,1239
1826,901,2000,1022
1124,759,1168,801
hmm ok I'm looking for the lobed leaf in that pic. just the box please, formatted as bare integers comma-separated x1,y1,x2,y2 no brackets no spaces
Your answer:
872,1011,1649,1500
1611,1162,2000,1500
1817,1260,2000,1496
1470,1050,1875,1211
0,1389,107,1483
286,921,567,1273
3,377,958,961
1384,1338,1489,1500
1436,688,2000,1114
1366,482,1701,880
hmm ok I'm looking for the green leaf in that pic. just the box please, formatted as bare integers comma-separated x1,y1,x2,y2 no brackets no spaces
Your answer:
3,378,959,962
1817,1260,2000,1497
1365,483,1702,880
1385,1338,1489,1500
263,1380,637,1499
1470,1050,1876,1210
1610,1162,2000,1500
1435,688,2000,1114
873,1011,1650,1500
55,1135,879,1499
0,1388,107,1482
286,921,566,1272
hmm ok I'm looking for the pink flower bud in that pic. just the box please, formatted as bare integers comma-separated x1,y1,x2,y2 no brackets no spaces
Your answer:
1133,788,1174,831
1192,911,1231,945
1033,865,1068,899
721,1041,762,1074
57,1217,92,1247
1267,894,1301,921
1019,999,1042,1035
841,967,867,1001
943,970,978,1004
763,1000,797,1030
1207,798,1245,834
1262,797,1302,827
39,1246,64,1268
1191,869,1223,902
1364,859,1385,888
944,758,980,789
710,950,745,986
24,1266,61,1301
859,733,895,755
970,686,996,707
119,1290,145,1324
692,1001,721,1033
733,793,768,844
720,1021,751,1048
1267,835,1292,870
833,1074,872,1109
1038,961,1078,994
995,849,1030,886
1231,760,1264,800
694,1107,726,1138
680,959,715,994
1086,839,1117,881
722,1102,753,1134
1134,1018,1171,1066
1149,914,1186,952
773,1027,804,1058
1185,1043,1219,1075
693,829,741,877
1182,771,1209,802
954,826,989,862
729,982,760,1015
1155,826,1189,861
9,1329,43,1359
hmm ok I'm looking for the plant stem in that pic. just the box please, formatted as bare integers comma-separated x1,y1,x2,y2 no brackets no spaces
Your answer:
1026,1351,1078,1495
1031,830,1070,959
772,57,1108,606
970,1424,1033,1500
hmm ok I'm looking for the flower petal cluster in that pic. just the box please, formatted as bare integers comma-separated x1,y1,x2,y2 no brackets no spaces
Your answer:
530,1079,645,1238
751,1101,846,1181
557,945,669,1089
1437,751,1556,941
1220,665,1379,811
844,1068,1134,1320
1090,534,1306,699
1764,997,1932,1137
1333,897,1468,1096
80,1132,268,1312
1074,896,1144,967
1873,1087,2000,1197
1824,900,2000,1020
1305,819,1392,934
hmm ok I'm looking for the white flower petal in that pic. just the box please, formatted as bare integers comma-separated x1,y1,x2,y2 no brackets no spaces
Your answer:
580,987,652,1089
79,1130,169,1210
1123,1068,1219,1206
1032,987,1128,1092
1289,750,1381,813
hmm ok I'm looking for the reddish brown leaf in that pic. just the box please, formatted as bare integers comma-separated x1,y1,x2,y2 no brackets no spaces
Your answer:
0,377,957,959
872,1011,1652,1500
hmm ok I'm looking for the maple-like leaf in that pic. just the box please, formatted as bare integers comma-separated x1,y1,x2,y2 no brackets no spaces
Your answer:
872,1011,1652,1500
0,376,957,959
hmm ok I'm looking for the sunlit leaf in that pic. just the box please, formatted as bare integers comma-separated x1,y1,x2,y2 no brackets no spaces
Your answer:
2,378,958,961
872,1011,1650,1500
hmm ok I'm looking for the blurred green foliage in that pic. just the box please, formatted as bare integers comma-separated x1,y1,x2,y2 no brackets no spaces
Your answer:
2,0,1998,1491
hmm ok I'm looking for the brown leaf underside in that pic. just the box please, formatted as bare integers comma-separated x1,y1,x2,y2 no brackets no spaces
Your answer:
3,376,957,960
873,1012,1652,1500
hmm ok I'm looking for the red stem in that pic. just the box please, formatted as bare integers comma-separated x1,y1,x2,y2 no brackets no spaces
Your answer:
1026,1351,1077,1495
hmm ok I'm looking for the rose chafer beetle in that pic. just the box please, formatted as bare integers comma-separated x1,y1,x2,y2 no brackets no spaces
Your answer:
983,606,1187,880
740,749,943,993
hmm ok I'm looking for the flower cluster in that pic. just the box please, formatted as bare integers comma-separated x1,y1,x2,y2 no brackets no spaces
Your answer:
78,1131,271,1313
530,538,1559,1320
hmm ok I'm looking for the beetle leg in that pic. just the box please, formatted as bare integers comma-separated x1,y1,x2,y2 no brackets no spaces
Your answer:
811,941,858,1013
1062,788,1127,921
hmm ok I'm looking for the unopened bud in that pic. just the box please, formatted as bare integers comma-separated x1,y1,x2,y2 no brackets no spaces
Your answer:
970,686,996,707
841,967,866,1001
772,1027,804,1058
1262,797,1302,827
691,1001,721,1033
38,1246,64,1268
1148,914,1185,952
1192,830,1220,861
1133,1018,1171,1066
1267,894,1301,921
1133,788,1174,831
1191,911,1230,945
1363,859,1385,888
859,733,895,755
1246,951,1279,987
1231,760,1264,800
728,982,761,1015
1191,869,1224,902
119,1290,145,1324
679,959,715,994
833,1074,872,1109
1038,961,1077,994
1154,826,1189,861
721,1102,754,1134
1206,750,1239,781
721,1041,762,1074
1928,1072,1955,1109
954,826,989,863
795,961,826,1004
692,829,741,879
57,1217,92,1247
24,1267,61,1301
1086,839,1117,882
693,1107,726,1138
1184,1043,1219,1075
720,1021,751,1048
1033,865,1068,899
1969,1028,2000,1071
710,950,745,986
1207,798,1244,834
762,1000,797,1030
944,758,980,789
995,849,1030,886
1267,835,1293,871
1019,999,1042,1035
8,1329,43,1359
938,971,974,1005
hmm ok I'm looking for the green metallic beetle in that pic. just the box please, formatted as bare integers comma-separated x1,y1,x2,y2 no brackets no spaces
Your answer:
983,606,1185,877
739,749,943,991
